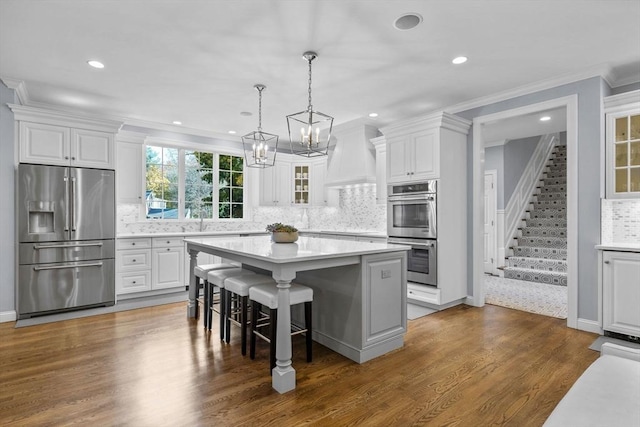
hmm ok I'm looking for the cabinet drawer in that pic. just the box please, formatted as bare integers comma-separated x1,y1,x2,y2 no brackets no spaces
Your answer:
117,238,152,250
152,237,184,248
117,249,152,271
117,271,152,294
407,284,440,305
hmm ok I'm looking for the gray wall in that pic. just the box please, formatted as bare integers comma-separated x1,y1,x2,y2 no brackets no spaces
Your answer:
484,145,504,208
0,82,15,317
458,76,608,323
503,136,540,205
485,136,542,210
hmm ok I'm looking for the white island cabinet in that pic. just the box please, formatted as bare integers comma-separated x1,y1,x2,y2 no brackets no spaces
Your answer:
185,235,409,394
600,248,640,338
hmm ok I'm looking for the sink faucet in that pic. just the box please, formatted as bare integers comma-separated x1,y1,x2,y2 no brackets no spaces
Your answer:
199,217,204,232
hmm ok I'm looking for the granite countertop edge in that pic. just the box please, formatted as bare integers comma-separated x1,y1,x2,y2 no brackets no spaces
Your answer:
595,243,640,252
117,229,388,239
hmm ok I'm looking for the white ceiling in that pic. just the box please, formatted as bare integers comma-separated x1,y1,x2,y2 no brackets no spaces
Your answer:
1,0,639,142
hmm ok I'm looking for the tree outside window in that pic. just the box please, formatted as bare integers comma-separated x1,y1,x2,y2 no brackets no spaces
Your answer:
219,154,244,219
146,146,178,219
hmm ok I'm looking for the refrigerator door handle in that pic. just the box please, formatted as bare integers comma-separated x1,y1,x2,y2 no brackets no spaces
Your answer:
71,176,77,232
63,175,70,232
33,261,103,271
33,242,104,250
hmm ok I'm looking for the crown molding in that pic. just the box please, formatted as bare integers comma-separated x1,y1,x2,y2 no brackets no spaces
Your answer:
445,64,623,115
603,89,640,112
0,77,30,104
8,103,123,133
380,111,471,138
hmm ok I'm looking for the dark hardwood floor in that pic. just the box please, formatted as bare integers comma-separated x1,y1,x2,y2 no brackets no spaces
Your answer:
0,302,598,426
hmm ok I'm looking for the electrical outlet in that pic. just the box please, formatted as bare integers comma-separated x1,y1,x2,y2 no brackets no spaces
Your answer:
381,269,392,279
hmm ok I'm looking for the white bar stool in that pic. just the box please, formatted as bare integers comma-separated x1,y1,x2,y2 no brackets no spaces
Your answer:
193,263,237,329
249,282,313,373
224,274,277,355
207,268,256,340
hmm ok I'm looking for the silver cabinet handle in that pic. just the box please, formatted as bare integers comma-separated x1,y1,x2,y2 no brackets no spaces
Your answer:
132,259,136,262
604,260,610,264
34,261,103,271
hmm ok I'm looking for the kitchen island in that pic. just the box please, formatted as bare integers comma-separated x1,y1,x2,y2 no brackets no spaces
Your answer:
184,235,409,393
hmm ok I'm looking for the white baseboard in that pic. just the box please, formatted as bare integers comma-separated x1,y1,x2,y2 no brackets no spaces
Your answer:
0,310,17,323
577,318,602,334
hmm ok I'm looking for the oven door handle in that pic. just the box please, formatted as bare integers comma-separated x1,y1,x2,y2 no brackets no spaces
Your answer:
387,195,435,202
388,239,435,248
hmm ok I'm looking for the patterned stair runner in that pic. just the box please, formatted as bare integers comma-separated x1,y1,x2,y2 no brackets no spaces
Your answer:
504,144,568,286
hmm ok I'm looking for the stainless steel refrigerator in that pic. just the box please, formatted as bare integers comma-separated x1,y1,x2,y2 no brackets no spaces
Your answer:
17,164,116,319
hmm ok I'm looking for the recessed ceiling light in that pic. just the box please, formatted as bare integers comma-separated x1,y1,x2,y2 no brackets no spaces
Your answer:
394,13,422,30
228,130,237,134
540,116,551,122
172,121,182,125
368,113,379,118
452,56,468,65
87,60,104,69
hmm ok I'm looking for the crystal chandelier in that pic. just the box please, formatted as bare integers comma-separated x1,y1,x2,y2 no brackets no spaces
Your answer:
242,84,278,168
286,51,333,157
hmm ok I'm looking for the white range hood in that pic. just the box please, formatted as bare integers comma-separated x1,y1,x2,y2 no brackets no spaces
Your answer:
325,121,379,188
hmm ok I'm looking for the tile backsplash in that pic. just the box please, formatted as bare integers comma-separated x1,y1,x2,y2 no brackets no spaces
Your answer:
601,199,640,243
118,184,386,235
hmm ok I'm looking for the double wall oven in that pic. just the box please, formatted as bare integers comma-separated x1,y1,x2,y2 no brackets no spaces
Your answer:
387,180,437,286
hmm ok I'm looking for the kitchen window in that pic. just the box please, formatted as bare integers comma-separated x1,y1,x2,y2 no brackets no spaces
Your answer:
145,145,244,220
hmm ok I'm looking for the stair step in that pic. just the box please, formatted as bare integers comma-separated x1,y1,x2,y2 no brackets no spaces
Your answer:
510,246,567,260
507,257,567,272
527,210,566,219
516,236,567,249
525,218,568,228
544,172,567,179
535,192,566,201
541,177,567,186
520,226,567,238
503,267,567,286
537,184,566,194
531,199,567,207
546,164,567,171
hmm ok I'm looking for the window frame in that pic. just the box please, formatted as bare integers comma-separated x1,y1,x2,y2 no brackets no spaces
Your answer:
144,138,247,221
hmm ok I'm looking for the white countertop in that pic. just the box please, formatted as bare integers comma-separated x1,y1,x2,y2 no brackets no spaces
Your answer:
117,229,387,239
595,243,640,252
184,235,408,263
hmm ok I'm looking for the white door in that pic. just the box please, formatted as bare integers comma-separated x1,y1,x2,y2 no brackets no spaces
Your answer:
484,171,497,274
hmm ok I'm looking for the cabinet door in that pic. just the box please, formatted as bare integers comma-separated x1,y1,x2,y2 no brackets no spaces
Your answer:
311,161,327,206
116,141,143,203
19,122,70,166
117,271,152,294
387,137,411,184
71,129,115,169
603,251,640,337
259,165,277,206
275,162,292,205
412,130,439,180
606,111,640,198
152,247,185,289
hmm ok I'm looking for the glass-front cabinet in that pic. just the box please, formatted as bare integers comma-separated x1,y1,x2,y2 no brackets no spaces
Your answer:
293,165,310,205
605,91,640,198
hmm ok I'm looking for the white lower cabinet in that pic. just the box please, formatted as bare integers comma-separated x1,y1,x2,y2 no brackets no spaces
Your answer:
116,238,152,294
602,250,640,338
116,236,185,296
151,237,185,290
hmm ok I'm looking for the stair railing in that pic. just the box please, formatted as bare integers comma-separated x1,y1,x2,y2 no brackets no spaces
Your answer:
503,133,558,255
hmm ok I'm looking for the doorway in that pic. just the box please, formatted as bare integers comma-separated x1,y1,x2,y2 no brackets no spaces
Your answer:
471,96,578,328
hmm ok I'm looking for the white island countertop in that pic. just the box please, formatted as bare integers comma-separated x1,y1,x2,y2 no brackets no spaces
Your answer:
184,235,406,263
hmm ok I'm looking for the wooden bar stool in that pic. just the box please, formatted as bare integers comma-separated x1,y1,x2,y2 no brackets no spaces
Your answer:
249,283,313,373
194,263,237,329
224,274,277,356
207,268,256,340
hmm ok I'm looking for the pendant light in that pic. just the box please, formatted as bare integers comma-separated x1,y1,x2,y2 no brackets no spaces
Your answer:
286,51,333,157
242,84,278,168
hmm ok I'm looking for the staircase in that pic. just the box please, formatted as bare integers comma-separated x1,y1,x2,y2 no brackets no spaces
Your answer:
504,144,567,286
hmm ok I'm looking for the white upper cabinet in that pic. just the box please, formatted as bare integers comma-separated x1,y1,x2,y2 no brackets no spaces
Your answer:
604,90,640,198
387,129,438,183
258,154,329,207
10,104,122,169
259,159,292,206
115,132,145,203
383,112,469,185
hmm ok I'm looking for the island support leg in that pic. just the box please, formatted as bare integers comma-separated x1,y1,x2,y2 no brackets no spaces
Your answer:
272,277,295,393
187,248,199,318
